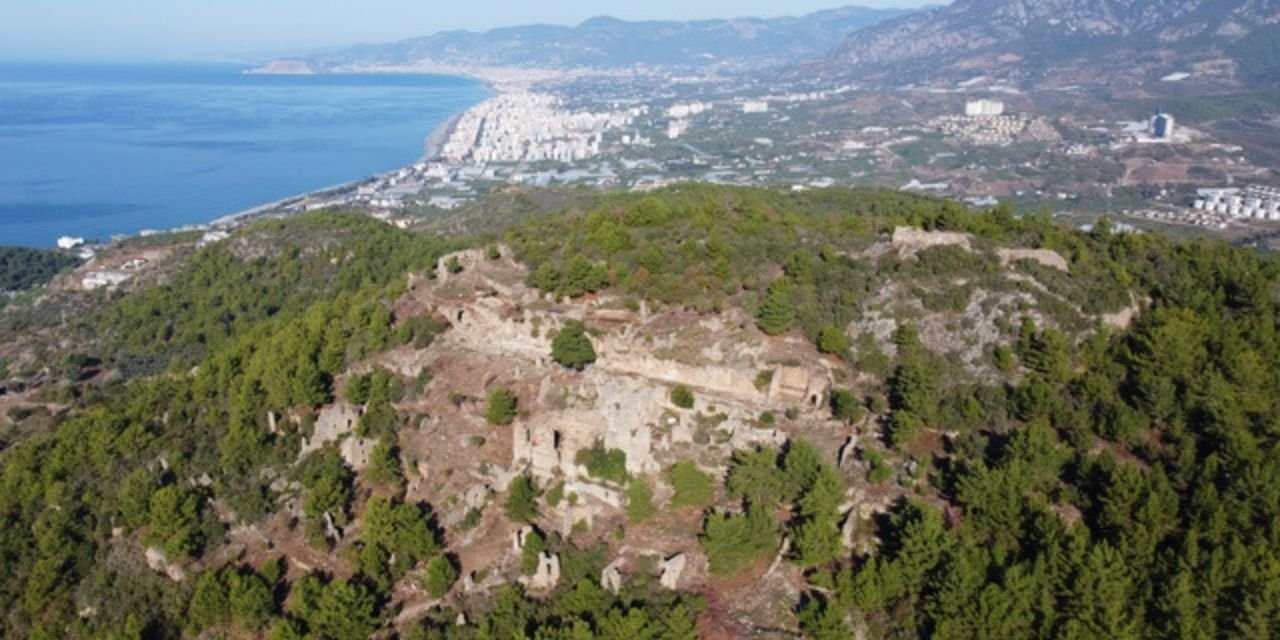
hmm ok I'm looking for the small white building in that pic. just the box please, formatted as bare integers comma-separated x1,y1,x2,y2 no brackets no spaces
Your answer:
197,230,230,248
57,236,85,250
83,271,131,291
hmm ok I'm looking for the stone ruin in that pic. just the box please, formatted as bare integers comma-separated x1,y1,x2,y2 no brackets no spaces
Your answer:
513,526,560,591
299,402,376,471
767,365,831,409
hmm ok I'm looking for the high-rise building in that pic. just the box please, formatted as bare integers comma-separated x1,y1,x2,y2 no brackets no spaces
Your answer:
1150,108,1175,139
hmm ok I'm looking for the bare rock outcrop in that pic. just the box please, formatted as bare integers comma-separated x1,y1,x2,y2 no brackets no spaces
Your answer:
659,553,687,590
891,227,973,257
144,547,187,582
998,247,1069,271
601,557,626,594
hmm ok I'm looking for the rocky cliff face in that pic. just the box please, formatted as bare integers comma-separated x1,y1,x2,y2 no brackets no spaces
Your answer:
819,0,1280,87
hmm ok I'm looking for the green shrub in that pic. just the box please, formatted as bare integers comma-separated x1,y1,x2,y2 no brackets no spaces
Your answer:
888,410,924,449
575,443,628,484
669,461,715,508
670,385,695,409
459,507,482,531
626,478,657,523
485,387,518,425
520,529,547,575
830,389,865,423
994,344,1017,372
817,324,850,355
545,482,565,508
861,447,893,484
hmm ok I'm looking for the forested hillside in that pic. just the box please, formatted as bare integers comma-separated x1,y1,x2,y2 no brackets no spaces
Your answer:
0,187,1278,638
0,246,79,292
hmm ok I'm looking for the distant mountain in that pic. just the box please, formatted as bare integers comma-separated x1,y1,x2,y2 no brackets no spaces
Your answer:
813,0,1280,89
252,6,914,74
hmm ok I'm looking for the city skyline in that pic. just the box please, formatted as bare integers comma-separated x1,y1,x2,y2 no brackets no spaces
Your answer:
0,0,936,61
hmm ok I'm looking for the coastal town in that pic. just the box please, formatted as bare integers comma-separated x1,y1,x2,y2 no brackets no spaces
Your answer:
212,78,1274,244
53,69,1280,274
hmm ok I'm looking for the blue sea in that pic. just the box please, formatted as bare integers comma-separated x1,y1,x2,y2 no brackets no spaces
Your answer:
0,62,489,247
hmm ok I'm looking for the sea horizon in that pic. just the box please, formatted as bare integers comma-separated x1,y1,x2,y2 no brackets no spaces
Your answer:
0,61,489,248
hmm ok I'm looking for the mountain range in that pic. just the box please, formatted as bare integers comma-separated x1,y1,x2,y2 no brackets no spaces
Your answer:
817,0,1280,88
254,6,913,74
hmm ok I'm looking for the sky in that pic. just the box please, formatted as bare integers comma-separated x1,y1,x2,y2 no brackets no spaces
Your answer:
0,0,935,61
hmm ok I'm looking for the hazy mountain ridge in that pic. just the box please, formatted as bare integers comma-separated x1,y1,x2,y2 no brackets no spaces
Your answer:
818,0,1280,88
254,6,913,74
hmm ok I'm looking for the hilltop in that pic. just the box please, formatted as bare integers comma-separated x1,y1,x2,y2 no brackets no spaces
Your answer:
1,186,1279,637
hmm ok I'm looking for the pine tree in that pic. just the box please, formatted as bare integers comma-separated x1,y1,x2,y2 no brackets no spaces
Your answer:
228,571,274,630
792,463,845,568
187,570,230,631
423,555,458,598
757,279,795,336
505,474,540,523
1060,544,1138,640
797,596,848,640
663,603,698,640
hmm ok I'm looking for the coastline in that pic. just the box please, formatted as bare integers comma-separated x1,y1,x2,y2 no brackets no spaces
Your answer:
208,119,486,230
200,78,500,233
5,64,499,249
423,111,464,162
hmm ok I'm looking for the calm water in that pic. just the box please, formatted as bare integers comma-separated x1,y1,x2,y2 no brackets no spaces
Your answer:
0,62,488,247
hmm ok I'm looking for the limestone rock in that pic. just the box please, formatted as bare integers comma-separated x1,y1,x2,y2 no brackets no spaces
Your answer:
464,483,491,511
842,510,859,550
144,546,186,582
166,563,187,582
144,547,168,573
838,436,859,469
601,558,625,594
659,554,687,590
